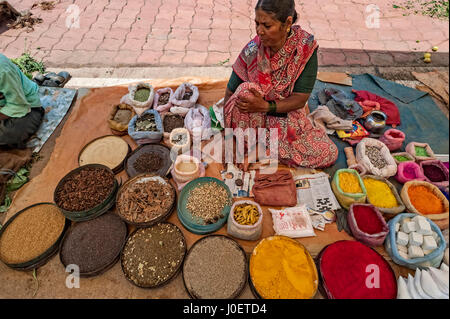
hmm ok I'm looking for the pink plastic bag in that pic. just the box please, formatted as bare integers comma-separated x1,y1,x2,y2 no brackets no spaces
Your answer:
379,129,405,152
153,88,173,113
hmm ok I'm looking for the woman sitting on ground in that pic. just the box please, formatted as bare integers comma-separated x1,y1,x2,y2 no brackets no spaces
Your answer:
0,53,44,149
224,0,338,169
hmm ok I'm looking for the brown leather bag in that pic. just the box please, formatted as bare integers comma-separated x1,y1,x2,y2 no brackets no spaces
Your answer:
252,170,297,207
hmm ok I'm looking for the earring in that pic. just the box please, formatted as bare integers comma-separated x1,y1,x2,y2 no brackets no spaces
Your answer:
287,28,291,33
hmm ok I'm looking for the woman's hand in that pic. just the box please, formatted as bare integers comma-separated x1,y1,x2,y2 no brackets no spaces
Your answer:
236,88,269,113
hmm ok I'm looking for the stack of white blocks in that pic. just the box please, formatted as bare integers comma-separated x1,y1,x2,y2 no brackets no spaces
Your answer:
395,216,439,260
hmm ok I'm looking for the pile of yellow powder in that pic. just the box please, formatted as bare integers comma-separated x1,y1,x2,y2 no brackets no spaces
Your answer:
339,172,363,194
363,178,398,208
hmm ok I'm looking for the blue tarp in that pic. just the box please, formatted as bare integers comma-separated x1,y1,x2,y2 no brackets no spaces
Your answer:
308,73,449,178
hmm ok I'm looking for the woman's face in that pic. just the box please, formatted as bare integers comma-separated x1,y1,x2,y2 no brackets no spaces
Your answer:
255,9,290,50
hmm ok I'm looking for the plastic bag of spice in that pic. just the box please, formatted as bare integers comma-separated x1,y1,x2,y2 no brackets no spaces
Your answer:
406,142,437,162
356,138,397,178
227,200,263,241
121,83,155,117
400,181,449,223
153,88,173,113
184,104,212,141
108,104,136,135
128,109,163,145
170,83,199,116
331,169,367,210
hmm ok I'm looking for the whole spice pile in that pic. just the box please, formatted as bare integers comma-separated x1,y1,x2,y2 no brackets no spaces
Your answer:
0,204,66,264
415,146,430,158
186,182,231,225
234,204,259,226
135,113,157,132
60,213,127,274
353,205,384,235
117,177,175,224
122,224,186,287
163,114,184,133
250,236,318,299
363,178,398,208
339,172,363,194
182,87,193,100
133,152,163,173
408,185,444,215
171,132,188,145
365,146,387,169
158,92,171,105
55,167,115,212
183,236,247,299
134,88,151,102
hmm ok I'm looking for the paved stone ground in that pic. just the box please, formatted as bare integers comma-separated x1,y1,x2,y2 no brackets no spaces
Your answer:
0,0,449,68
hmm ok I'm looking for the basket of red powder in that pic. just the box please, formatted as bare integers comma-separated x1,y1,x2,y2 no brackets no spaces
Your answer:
401,181,449,229
395,162,426,184
348,204,389,247
420,160,449,189
316,241,397,299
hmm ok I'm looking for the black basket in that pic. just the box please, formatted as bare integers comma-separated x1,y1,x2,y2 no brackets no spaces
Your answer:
54,164,119,222
182,235,249,299
125,144,173,178
0,203,70,271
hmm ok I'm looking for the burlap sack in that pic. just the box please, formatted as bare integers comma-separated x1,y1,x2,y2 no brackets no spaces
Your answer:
356,138,397,178
400,180,449,221
406,142,437,162
108,104,135,135
362,175,405,215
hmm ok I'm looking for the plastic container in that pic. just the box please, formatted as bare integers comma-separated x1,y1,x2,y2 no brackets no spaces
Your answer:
128,109,163,145
395,161,426,184
385,213,446,270
420,160,449,189
331,169,367,210
362,175,405,216
347,204,389,247
227,200,263,241
379,129,405,152
0,203,70,271
54,164,119,222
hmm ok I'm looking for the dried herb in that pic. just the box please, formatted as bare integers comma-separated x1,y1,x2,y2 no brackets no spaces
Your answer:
182,87,193,100
134,88,151,102
55,167,115,212
171,132,188,145
158,92,170,105
117,177,175,224
122,223,186,287
163,114,184,133
135,113,157,132
183,236,247,299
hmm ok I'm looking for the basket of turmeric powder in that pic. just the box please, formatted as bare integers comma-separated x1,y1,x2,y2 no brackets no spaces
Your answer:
400,181,449,227
362,175,405,216
331,169,367,210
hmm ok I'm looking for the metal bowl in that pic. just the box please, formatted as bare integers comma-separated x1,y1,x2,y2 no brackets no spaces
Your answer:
364,111,387,133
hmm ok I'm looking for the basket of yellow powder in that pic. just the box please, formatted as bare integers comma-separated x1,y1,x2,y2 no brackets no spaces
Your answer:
331,169,367,210
249,236,318,299
362,175,405,216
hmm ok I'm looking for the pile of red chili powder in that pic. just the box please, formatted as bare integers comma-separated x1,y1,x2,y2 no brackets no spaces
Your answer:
353,205,385,234
319,241,397,299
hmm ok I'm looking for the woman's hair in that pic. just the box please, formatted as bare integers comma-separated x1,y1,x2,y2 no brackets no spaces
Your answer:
255,0,298,24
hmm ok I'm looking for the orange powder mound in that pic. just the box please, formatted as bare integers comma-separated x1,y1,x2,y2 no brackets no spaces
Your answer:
408,185,444,215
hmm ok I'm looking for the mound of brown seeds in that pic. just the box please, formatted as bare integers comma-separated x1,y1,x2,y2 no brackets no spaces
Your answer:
60,213,127,274
0,204,66,264
183,236,247,299
163,114,184,133
121,223,186,287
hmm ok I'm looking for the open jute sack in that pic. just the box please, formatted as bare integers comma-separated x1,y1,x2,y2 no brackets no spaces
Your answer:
362,175,405,216
356,138,397,178
400,180,449,221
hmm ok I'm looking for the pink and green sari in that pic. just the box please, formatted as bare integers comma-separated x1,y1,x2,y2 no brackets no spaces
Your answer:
224,25,338,168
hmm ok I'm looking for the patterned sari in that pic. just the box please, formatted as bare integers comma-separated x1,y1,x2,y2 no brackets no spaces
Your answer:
224,26,338,168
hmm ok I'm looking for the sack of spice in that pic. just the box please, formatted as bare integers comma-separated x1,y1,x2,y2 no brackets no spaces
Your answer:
108,104,136,135
379,129,405,152
170,83,200,116
120,83,155,117
420,160,449,189
356,138,397,178
392,152,415,165
395,162,426,184
153,88,173,113
348,204,389,247
184,104,212,141
331,169,367,210
128,109,164,145
227,200,263,241
406,142,437,162
400,181,449,223
385,213,446,269
362,175,405,216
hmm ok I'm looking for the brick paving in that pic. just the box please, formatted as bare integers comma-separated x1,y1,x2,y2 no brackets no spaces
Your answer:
0,0,448,68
